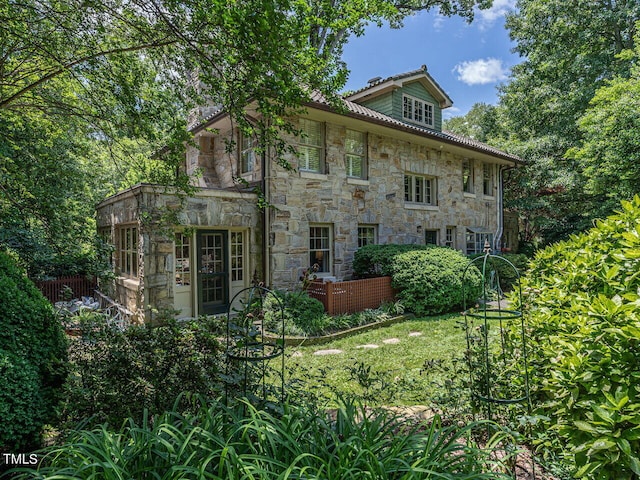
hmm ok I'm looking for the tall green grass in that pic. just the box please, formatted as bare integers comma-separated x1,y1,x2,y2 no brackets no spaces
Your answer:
8,397,514,479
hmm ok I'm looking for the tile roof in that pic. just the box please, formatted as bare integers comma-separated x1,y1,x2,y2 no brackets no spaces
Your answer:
347,65,453,108
308,91,521,163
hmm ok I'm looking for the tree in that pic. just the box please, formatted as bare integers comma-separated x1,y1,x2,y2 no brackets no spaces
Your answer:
495,0,640,245
568,37,640,214
1,0,496,273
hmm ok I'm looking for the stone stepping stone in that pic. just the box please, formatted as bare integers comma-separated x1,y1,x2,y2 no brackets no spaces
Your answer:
355,344,379,349
382,338,401,345
408,332,423,337
313,349,344,356
291,351,303,358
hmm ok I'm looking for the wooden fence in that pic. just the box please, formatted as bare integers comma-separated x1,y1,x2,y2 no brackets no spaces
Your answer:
307,276,397,315
35,275,97,303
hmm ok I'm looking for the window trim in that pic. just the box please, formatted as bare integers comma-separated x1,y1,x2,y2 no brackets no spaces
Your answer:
483,162,495,197
175,232,191,287
402,94,435,128
424,229,439,245
404,173,437,206
345,129,367,179
238,132,257,175
466,229,494,255
117,225,138,279
357,225,377,248
298,118,325,173
444,226,457,249
309,224,332,275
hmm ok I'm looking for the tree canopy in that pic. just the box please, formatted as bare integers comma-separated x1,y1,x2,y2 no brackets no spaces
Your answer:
1,0,494,275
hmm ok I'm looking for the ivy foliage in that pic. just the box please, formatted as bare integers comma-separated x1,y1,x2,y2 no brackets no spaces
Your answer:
510,196,640,479
0,250,68,452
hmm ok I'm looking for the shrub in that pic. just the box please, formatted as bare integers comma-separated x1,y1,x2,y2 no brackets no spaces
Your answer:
62,315,228,428
264,290,328,336
352,243,430,277
390,247,482,316
9,397,514,479
0,250,68,452
507,196,640,479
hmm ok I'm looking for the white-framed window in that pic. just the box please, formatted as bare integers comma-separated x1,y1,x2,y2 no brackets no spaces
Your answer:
175,233,191,286
309,225,332,273
357,225,377,248
230,231,244,282
402,94,434,128
298,118,324,173
466,229,494,255
483,163,495,196
117,225,138,278
345,129,367,178
425,230,438,245
404,174,437,206
463,158,474,194
444,226,456,249
239,133,256,174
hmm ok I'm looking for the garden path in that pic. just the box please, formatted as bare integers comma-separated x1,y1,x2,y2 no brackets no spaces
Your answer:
309,331,422,356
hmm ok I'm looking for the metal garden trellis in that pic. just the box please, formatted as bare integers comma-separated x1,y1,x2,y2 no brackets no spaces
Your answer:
224,285,286,406
462,241,532,420
462,242,535,478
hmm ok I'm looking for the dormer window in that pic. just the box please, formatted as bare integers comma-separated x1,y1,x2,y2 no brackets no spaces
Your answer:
402,94,434,128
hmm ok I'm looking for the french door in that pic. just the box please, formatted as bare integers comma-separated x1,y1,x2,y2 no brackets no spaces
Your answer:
197,231,228,314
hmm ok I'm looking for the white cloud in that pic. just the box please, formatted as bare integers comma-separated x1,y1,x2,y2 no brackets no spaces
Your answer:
442,106,461,120
476,0,516,28
454,58,508,85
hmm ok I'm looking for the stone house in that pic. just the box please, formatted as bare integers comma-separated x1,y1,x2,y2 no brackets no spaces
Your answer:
96,66,520,322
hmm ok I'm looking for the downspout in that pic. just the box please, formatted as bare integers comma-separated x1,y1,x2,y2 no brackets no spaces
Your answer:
262,126,271,287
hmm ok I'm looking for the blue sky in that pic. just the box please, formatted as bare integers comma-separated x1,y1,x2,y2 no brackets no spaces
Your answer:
340,0,521,119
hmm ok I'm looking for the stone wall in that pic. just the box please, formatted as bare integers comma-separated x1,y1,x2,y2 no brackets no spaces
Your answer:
267,117,502,289
96,185,261,322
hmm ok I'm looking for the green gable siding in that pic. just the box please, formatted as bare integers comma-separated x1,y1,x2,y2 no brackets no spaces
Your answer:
359,94,393,117
392,82,442,132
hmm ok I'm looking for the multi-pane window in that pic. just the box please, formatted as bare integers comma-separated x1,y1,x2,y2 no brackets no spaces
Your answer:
425,230,438,245
298,118,324,172
175,233,191,286
117,225,138,278
345,129,366,178
357,226,376,248
466,230,494,255
463,159,474,193
404,174,437,205
230,231,244,282
483,163,495,196
239,134,256,174
402,94,434,128
444,226,456,249
309,225,331,273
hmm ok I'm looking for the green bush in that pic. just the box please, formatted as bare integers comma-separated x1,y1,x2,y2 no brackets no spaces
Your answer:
9,397,514,479
508,196,640,479
352,243,430,277
62,315,228,428
264,290,328,336
390,247,483,316
0,250,68,452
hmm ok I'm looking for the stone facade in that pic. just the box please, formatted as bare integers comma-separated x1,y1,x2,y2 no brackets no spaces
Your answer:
96,68,519,321
96,184,261,322
267,115,505,288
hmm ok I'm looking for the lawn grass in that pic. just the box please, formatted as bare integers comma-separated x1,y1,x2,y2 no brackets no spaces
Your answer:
280,313,470,407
